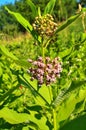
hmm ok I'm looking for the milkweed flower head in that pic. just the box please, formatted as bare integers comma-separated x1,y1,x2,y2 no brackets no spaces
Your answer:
32,14,57,36
27,56,62,86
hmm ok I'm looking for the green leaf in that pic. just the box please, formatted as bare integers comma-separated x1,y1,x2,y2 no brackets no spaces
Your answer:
44,0,56,14
38,7,41,17
0,107,30,124
39,84,52,104
22,126,30,130
0,44,18,61
81,33,86,43
16,59,29,67
27,111,49,130
0,45,29,67
67,80,86,93
57,93,77,122
58,47,73,58
18,75,50,106
56,13,81,33
0,84,20,103
26,0,37,18
5,6,32,32
56,88,86,123
82,7,86,12
0,107,49,130
5,6,41,43
0,66,3,76
60,114,86,130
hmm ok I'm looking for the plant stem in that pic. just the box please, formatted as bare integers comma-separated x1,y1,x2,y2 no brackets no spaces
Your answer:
53,109,57,130
41,37,45,62
82,12,86,32
42,47,45,60
48,85,53,103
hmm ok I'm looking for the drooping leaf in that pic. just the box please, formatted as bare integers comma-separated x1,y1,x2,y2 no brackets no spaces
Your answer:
44,0,56,14
5,7,41,43
5,6,32,32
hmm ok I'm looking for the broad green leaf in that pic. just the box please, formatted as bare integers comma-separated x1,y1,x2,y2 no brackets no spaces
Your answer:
22,126,30,130
0,107,30,124
56,88,86,123
0,107,49,130
60,114,86,130
56,13,81,34
0,45,18,61
26,0,37,17
39,84,52,104
26,111,49,130
56,93,77,122
44,0,56,14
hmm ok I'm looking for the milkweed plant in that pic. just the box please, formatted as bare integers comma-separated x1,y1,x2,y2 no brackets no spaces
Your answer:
1,0,86,130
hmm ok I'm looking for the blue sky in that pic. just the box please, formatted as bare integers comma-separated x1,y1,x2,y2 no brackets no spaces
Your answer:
0,0,80,6
0,0,15,6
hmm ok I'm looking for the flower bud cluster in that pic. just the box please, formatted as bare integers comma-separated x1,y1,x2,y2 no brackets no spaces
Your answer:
27,56,62,86
32,14,57,36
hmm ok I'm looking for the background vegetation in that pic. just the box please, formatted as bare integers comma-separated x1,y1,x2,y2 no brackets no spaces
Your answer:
0,0,86,37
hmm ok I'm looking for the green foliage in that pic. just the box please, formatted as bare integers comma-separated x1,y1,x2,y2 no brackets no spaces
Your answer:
44,0,56,14
55,13,81,33
0,107,30,124
0,0,78,36
0,107,49,129
5,7,32,33
26,0,38,18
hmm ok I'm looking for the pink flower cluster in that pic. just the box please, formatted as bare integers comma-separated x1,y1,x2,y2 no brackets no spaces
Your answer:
27,57,62,86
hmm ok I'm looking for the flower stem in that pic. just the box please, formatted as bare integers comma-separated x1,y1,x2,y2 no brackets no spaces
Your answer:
53,109,57,130
48,85,53,103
